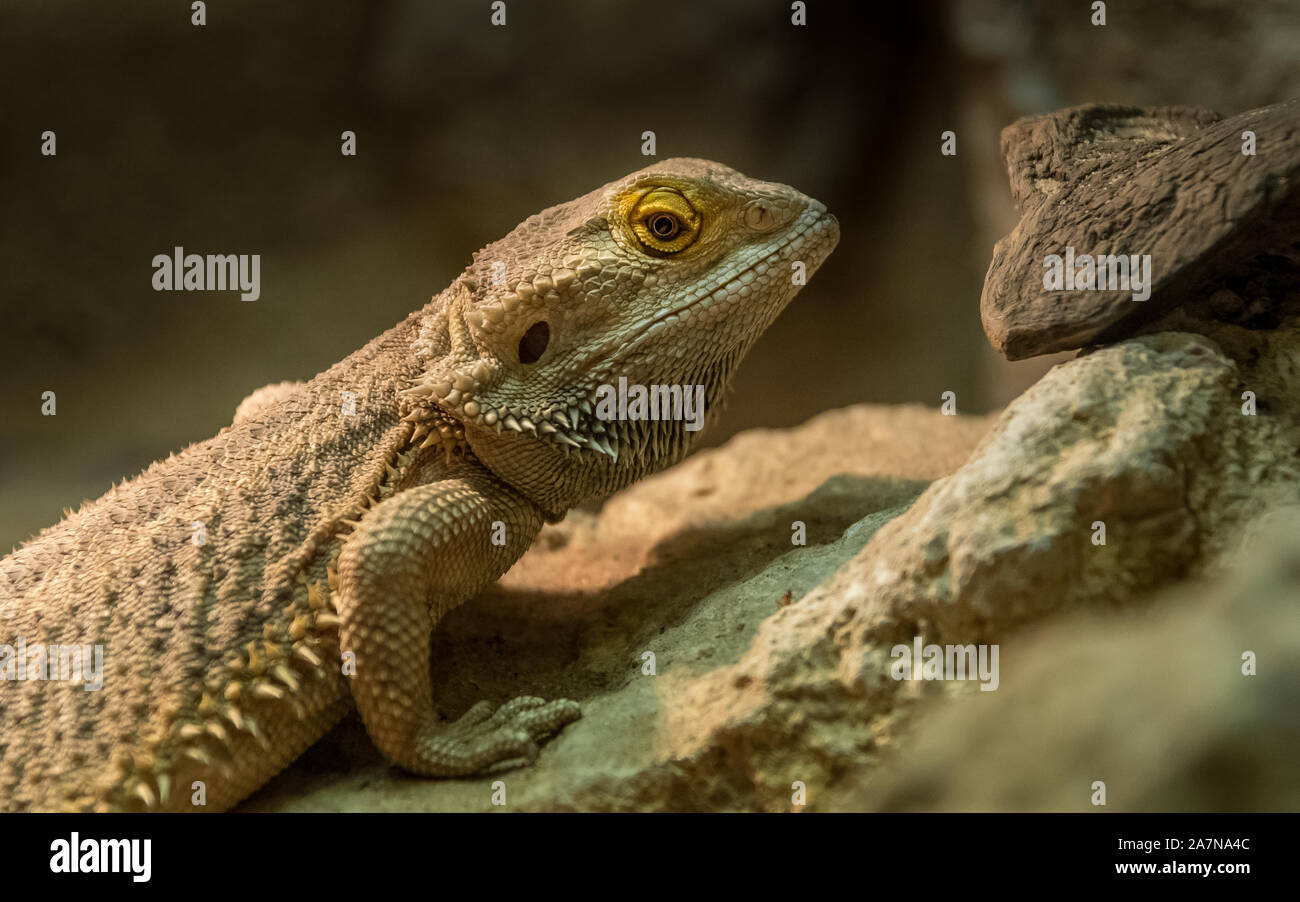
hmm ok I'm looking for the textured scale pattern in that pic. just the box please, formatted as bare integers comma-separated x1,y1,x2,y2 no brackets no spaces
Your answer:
0,158,838,811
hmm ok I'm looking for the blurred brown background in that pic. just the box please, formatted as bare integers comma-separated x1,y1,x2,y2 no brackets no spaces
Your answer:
2,0,1298,551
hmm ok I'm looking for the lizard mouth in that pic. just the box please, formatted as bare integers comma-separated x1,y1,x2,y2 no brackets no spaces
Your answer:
441,207,838,461
593,206,840,371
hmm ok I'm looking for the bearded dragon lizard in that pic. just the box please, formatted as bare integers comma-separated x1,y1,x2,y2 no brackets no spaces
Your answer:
0,159,839,811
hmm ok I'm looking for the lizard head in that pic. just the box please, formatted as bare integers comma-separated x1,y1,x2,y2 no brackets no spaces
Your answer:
405,157,839,516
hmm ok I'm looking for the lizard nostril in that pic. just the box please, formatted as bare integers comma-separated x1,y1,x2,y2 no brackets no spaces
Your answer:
742,200,781,233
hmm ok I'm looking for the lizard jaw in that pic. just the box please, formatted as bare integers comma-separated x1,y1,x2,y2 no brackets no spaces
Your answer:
478,205,839,461
594,204,839,371
403,205,839,461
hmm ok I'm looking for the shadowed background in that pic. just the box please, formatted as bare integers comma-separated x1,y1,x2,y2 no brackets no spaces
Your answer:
2,0,1298,550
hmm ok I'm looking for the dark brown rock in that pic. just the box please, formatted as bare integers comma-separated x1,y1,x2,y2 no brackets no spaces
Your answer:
982,99,1300,359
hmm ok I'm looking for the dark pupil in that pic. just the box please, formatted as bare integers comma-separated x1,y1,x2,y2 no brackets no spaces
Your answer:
518,320,550,364
651,214,679,238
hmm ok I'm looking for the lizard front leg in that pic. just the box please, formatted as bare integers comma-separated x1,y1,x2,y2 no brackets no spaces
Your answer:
336,461,579,775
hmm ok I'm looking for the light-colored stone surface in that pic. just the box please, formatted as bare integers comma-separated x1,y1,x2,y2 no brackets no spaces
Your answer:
642,327,1300,811
854,507,1300,812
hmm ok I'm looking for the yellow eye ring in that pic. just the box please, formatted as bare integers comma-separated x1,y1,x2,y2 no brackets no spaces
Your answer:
630,188,700,254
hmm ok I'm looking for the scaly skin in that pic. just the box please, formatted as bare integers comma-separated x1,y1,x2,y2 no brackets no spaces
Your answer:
0,158,839,811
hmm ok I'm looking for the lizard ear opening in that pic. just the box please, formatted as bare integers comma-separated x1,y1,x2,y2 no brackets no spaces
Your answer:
518,321,550,364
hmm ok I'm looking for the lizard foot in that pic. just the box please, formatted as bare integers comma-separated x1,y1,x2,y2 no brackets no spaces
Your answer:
415,696,581,776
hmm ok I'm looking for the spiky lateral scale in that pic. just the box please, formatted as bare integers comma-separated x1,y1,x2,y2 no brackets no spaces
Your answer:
0,320,422,811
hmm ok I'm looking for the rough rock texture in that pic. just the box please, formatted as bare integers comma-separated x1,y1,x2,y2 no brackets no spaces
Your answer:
952,0,1300,407
251,320,1299,812
855,507,1300,812
656,326,1299,811
982,99,1300,359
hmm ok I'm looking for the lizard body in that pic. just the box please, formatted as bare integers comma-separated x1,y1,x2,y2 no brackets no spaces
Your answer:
0,159,838,811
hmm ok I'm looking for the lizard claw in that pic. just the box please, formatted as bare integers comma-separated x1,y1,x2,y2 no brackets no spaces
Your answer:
454,699,498,728
415,696,580,776
486,696,582,742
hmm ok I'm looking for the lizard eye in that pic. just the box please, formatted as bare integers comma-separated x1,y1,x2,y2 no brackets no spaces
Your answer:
648,213,681,239
518,320,550,364
630,188,700,255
